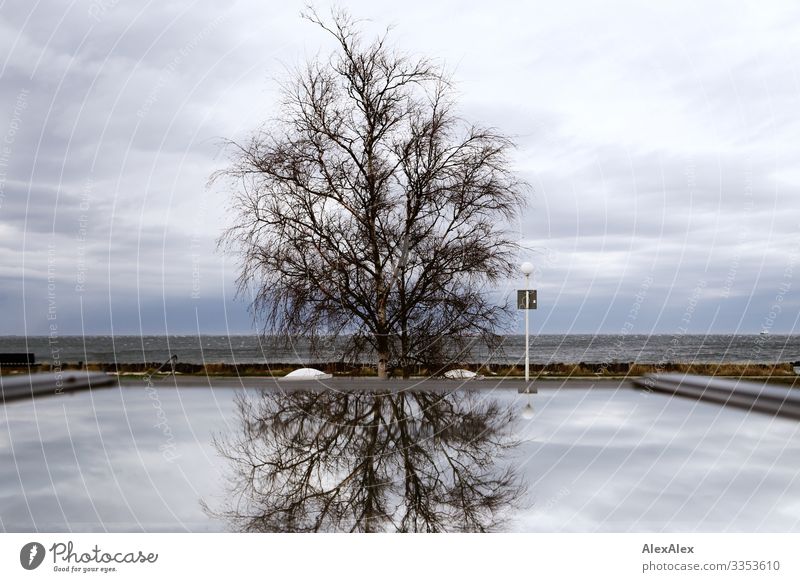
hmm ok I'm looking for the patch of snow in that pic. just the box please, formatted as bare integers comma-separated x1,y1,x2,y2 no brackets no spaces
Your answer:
443,369,480,379
282,367,333,380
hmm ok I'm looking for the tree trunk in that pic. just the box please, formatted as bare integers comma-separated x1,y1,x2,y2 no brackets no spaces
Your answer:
400,326,410,379
376,283,389,379
377,336,389,380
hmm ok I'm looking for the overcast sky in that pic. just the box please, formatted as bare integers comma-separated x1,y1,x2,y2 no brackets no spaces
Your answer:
1,0,799,336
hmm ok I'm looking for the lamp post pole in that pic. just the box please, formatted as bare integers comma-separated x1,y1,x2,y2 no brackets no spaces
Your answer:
520,262,534,383
525,273,530,382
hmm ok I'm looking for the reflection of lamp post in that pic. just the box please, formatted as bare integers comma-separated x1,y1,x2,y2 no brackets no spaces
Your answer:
521,401,535,419
520,262,534,382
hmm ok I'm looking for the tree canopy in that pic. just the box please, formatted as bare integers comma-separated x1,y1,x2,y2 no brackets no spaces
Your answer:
218,9,527,378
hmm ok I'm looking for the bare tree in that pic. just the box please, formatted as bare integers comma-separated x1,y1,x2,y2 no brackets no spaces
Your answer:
217,8,527,378
203,389,526,532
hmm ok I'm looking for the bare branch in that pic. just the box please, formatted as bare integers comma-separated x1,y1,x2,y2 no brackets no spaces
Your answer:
216,8,529,377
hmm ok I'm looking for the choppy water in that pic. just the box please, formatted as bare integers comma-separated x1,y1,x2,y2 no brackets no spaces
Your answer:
1,334,798,365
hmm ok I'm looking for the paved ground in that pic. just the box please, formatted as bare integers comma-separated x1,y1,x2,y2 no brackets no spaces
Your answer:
0,372,641,402
117,375,629,392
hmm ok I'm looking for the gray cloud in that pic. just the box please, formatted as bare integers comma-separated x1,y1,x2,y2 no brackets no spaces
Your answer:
1,0,799,334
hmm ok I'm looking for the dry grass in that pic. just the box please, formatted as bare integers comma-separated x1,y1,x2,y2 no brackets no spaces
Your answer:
2,361,798,379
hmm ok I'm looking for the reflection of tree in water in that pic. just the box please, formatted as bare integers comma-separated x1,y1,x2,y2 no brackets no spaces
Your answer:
205,390,526,532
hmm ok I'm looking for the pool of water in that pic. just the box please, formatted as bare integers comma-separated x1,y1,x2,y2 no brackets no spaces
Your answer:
1,382,798,532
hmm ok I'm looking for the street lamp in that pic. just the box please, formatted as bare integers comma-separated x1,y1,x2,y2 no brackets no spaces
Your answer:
520,262,534,383
516,263,537,418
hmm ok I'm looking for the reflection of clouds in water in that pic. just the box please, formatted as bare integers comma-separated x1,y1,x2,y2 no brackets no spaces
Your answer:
0,383,798,532
0,386,235,531
513,387,800,532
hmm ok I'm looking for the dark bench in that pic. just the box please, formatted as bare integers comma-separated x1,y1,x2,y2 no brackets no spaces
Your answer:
0,353,35,365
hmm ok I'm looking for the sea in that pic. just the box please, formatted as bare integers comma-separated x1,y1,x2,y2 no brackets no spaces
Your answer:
1,334,798,365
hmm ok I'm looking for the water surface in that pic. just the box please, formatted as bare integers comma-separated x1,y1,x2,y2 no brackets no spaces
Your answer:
1,381,798,532
2,334,798,364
